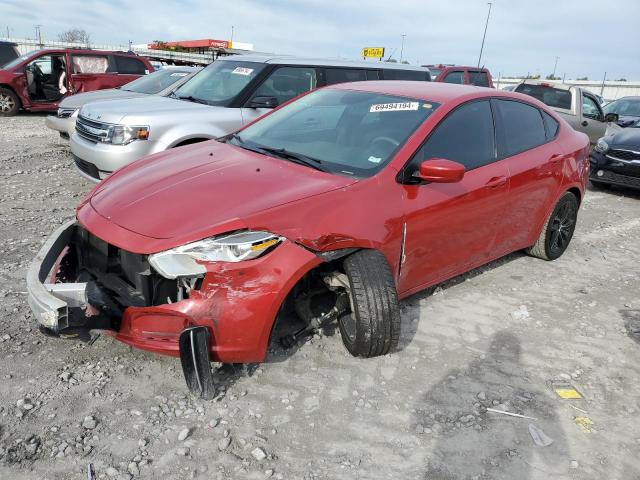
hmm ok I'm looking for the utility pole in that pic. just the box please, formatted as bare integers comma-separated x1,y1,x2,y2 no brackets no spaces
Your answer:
477,2,492,67
400,34,406,63
600,72,607,96
34,25,42,45
552,56,559,78
230,25,234,44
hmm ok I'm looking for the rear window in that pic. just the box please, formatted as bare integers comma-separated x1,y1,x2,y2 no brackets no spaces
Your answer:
325,68,367,85
442,71,464,84
114,56,147,75
515,84,572,110
468,71,490,87
382,69,430,81
494,99,547,157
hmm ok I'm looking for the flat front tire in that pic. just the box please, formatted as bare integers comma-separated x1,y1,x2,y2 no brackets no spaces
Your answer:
339,250,401,357
0,88,20,116
526,192,579,260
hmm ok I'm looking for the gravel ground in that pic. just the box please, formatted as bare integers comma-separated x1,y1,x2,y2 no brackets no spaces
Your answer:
1,114,640,480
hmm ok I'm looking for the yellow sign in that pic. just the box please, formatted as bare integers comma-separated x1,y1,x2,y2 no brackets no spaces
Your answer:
362,47,385,59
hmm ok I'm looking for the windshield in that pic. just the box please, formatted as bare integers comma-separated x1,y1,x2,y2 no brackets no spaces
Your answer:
230,88,439,177
121,69,194,94
172,60,266,106
603,99,640,117
429,68,442,79
1,50,39,70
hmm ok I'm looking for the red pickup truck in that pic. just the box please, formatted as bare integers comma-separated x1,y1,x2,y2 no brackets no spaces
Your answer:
0,48,154,116
424,64,494,88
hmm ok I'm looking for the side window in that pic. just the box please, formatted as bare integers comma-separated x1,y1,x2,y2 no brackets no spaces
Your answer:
494,99,547,157
442,71,464,84
468,71,489,87
382,69,429,81
251,67,317,106
365,70,380,80
114,56,147,75
542,111,560,140
71,55,109,74
325,68,367,85
412,100,495,171
582,94,601,121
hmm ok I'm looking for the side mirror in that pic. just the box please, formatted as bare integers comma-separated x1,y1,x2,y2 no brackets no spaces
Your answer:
417,158,465,183
248,96,279,109
604,112,619,123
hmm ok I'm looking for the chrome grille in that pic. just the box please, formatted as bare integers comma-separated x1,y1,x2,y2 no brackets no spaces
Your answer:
607,149,640,162
76,115,110,143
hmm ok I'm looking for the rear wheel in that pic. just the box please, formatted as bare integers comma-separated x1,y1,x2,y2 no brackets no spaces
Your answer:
526,192,578,260
0,88,20,117
339,250,401,357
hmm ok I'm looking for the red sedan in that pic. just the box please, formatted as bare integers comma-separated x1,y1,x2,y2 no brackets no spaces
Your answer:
28,82,589,397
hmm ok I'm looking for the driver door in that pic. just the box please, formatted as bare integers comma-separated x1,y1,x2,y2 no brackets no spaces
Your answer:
240,66,318,125
398,100,510,294
581,92,606,145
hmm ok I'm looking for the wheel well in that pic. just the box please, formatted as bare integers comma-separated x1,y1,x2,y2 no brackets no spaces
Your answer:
567,187,581,205
172,138,209,148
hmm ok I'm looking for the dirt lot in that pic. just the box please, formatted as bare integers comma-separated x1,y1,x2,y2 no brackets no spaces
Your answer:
1,114,639,480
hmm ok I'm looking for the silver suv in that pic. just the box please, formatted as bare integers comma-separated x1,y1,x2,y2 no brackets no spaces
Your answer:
69,55,431,182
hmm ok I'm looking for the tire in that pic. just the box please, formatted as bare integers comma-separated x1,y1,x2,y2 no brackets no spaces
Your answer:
339,250,401,357
0,88,20,117
526,192,579,261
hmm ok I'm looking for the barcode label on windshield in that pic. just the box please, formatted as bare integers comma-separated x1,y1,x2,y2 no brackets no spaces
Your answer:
232,67,254,76
370,102,419,113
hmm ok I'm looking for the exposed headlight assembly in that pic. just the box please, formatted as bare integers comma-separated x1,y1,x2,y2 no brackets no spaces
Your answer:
149,231,283,279
108,125,149,145
594,138,609,153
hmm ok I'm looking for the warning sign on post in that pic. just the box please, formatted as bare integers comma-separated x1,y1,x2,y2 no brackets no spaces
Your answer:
362,47,385,59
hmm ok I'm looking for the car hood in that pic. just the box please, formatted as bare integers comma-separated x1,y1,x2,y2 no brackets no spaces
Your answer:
79,95,213,124
608,127,640,149
88,141,357,243
616,115,640,128
60,89,147,109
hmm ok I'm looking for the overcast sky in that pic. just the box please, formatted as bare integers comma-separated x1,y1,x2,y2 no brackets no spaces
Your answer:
3,0,639,80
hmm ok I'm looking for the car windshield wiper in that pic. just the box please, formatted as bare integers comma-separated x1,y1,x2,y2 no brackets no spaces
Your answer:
176,95,209,105
254,145,327,172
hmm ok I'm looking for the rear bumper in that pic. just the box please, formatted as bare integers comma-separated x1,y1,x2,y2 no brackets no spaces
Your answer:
45,115,76,137
26,220,84,331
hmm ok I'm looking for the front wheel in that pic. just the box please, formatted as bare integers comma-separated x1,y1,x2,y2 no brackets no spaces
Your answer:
526,192,579,260
339,250,401,357
0,88,20,117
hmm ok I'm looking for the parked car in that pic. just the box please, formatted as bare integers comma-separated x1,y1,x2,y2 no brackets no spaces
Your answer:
45,66,199,139
0,41,19,68
515,80,618,144
69,55,431,182
28,81,589,396
424,64,494,88
0,48,154,116
501,84,517,92
602,96,640,128
590,120,640,190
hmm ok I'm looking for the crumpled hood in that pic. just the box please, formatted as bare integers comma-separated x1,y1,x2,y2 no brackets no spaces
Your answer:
60,88,146,109
608,127,640,149
88,141,357,243
79,95,213,125
616,115,640,128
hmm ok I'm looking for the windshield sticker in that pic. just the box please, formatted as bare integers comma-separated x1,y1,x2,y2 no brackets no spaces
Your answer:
170,72,189,77
367,156,383,164
232,67,254,76
370,102,419,113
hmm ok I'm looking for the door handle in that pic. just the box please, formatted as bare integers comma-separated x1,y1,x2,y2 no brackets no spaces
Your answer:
581,120,589,127
484,176,507,189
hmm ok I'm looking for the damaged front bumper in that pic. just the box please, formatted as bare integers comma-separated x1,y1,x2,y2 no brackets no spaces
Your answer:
26,220,86,331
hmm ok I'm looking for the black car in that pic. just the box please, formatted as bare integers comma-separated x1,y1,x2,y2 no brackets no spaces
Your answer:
603,96,640,128
0,41,19,68
591,121,640,190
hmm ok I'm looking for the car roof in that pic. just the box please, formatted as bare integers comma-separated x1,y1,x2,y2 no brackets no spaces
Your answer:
327,80,507,104
219,54,430,72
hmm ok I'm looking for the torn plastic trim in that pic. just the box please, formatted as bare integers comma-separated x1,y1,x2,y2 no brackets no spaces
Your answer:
310,247,359,263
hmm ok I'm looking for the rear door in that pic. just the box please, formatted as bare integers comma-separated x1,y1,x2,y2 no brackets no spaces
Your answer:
580,91,607,144
69,53,111,93
398,99,510,293
492,99,565,252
